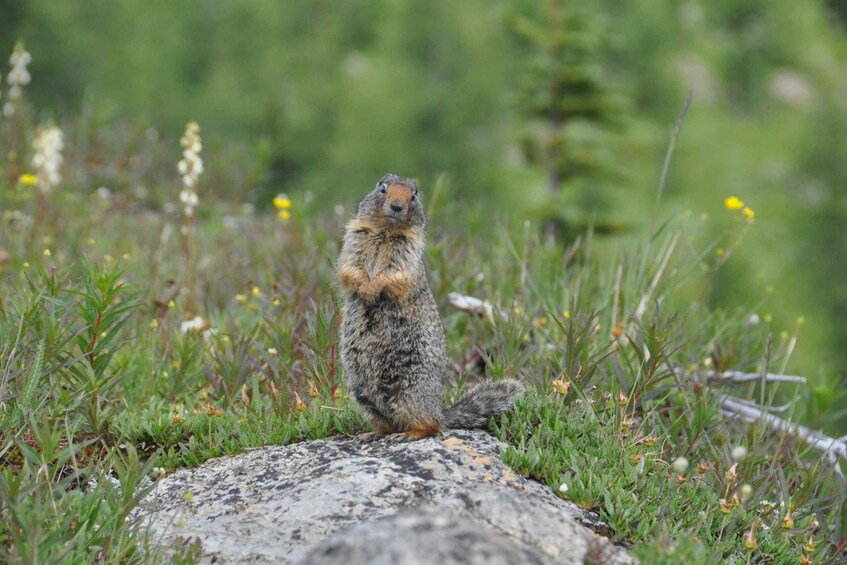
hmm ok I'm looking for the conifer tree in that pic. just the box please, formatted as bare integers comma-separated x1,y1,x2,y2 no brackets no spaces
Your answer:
511,0,618,238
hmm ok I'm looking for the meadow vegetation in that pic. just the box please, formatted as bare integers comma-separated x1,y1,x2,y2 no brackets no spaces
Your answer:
2,2,847,562
0,113,844,562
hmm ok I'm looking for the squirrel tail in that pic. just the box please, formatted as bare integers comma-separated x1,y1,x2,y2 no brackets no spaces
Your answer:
443,379,525,429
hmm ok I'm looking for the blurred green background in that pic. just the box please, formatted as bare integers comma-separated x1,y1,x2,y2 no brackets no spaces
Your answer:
2,0,846,383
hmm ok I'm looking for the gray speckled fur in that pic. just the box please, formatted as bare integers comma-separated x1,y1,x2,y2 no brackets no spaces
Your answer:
337,174,524,435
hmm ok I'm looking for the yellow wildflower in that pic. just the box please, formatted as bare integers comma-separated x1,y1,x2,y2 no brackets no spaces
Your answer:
611,321,624,339
150,319,159,329
43,248,51,257
273,194,292,210
23,262,30,268
235,294,247,303
251,286,261,298
563,310,570,319
551,379,570,395
278,209,291,221
168,300,176,308
18,173,37,185
742,207,755,220
783,511,794,530
724,196,744,210
803,535,815,555
744,520,758,550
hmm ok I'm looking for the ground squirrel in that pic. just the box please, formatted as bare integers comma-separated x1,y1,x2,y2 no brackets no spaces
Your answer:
336,173,524,440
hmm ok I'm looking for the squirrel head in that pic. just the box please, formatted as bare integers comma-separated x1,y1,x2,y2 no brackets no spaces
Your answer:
357,173,425,229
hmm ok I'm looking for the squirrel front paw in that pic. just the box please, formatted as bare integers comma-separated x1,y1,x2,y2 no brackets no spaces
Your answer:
358,283,382,303
368,272,414,303
382,273,413,302
338,264,368,294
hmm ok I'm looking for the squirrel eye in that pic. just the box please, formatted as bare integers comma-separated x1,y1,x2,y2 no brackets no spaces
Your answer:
378,183,386,194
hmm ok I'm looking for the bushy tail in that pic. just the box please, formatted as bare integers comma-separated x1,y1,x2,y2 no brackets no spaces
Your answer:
443,379,525,429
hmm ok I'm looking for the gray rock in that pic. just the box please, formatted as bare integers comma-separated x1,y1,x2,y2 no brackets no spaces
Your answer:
132,429,632,564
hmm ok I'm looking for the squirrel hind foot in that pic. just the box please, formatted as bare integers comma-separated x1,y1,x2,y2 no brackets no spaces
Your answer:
386,420,442,442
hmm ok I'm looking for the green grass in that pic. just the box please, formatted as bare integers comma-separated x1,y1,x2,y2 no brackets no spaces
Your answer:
1,131,846,563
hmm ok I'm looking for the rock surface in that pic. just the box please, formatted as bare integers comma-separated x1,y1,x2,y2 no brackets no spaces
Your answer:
132,429,632,564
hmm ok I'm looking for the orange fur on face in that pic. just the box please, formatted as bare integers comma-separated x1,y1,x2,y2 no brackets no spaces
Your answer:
386,184,413,207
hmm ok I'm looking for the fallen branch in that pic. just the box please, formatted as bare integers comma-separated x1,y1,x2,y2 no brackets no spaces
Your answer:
720,395,846,473
706,371,807,385
447,292,498,323
717,395,792,413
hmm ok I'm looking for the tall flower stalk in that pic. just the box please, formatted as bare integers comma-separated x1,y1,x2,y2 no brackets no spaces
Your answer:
177,121,203,314
4,41,31,118
30,124,63,239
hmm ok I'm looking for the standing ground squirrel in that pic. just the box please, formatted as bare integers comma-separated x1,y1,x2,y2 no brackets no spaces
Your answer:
336,173,524,440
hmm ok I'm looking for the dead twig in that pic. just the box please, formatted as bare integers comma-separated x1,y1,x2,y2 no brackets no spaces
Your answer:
720,395,846,474
447,292,499,323
706,371,807,385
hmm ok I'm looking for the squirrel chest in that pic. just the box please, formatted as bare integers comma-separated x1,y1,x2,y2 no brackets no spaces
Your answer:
361,233,412,280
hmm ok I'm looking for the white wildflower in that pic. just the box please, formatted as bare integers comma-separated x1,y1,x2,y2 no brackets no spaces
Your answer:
177,121,202,217
671,456,689,475
745,314,760,327
31,125,64,193
4,41,31,117
95,186,112,201
558,483,568,494
731,445,748,462
180,315,207,333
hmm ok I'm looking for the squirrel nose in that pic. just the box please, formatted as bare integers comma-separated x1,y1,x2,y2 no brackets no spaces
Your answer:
390,203,404,213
